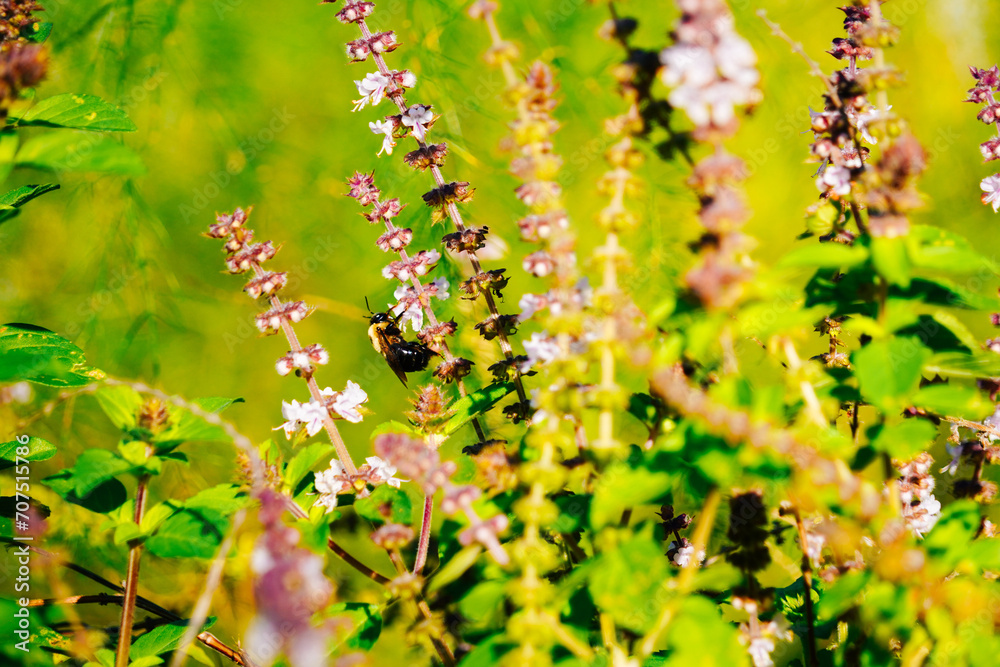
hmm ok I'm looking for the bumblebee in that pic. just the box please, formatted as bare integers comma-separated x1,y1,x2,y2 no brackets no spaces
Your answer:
367,302,435,387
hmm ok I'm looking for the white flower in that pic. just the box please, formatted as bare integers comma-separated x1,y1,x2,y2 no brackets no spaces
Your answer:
369,120,396,156
817,164,852,196
747,636,776,667
314,459,349,513
518,293,549,321
401,105,433,141
353,72,391,111
522,332,562,370
365,456,406,488
275,399,306,439
298,400,329,436
331,381,369,423
857,105,892,145
660,45,715,88
667,540,706,567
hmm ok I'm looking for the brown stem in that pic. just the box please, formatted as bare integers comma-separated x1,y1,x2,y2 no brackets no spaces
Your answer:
115,469,151,667
793,510,819,667
5,542,248,666
326,537,392,585
252,261,357,475
387,551,456,666
414,495,434,574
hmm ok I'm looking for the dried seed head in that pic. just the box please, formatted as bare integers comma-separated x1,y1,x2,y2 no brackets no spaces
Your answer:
137,397,169,435
433,357,474,383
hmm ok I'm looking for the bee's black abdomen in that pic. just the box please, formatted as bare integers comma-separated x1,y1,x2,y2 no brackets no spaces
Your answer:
395,341,434,372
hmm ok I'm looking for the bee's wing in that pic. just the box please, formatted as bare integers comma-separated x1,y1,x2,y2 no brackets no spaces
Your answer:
376,327,410,387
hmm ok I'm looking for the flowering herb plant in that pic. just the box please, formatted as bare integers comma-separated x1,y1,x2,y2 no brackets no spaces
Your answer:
5,1,1000,666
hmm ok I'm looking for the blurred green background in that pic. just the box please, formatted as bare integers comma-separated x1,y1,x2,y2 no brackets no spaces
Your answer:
4,0,1000,662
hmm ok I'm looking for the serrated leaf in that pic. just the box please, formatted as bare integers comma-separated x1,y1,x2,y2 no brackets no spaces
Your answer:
19,93,136,132
16,131,144,174
330,602,382,651
0,436,56,471
778,242,869,269
443,382,516,436
0,322,103,387
354,484,412,525
428,545,482,593
155,397,245,443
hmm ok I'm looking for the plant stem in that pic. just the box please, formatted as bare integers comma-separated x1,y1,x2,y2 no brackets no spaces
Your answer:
387,551,456,666
639,488,721,656
793,510,819,667
327,537,392,585
115,468,150,667
3,540,249,666
414,495,434,574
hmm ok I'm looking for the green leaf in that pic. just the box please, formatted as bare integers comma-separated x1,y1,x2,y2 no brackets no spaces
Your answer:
590,462,672,529
912,383,991,419
0,183,59,224
852,338,930,412
155,397,245,443
428,545,482,593
443,382,516,436
660,596,745,665
183,484,247,516
354,484,412,525
0,436,56,471
868,419,937,460
587,532,669,632
329,602,382,651
895,277,998,311
24,21,53,44
0,322,103,387
923,501,980,569
285,442,334,493
778,242,869,269
458,580,506,626
870,236,912,287
42,470,127,514
457,634,513,667
19,93,136,132
909,225,998,274
0,130,20,187
816,571,870,622
70,449,135,496
145,508,228,559
130,618,214,659
93,384,144,431
16,132,144,174
925,352,1000,379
